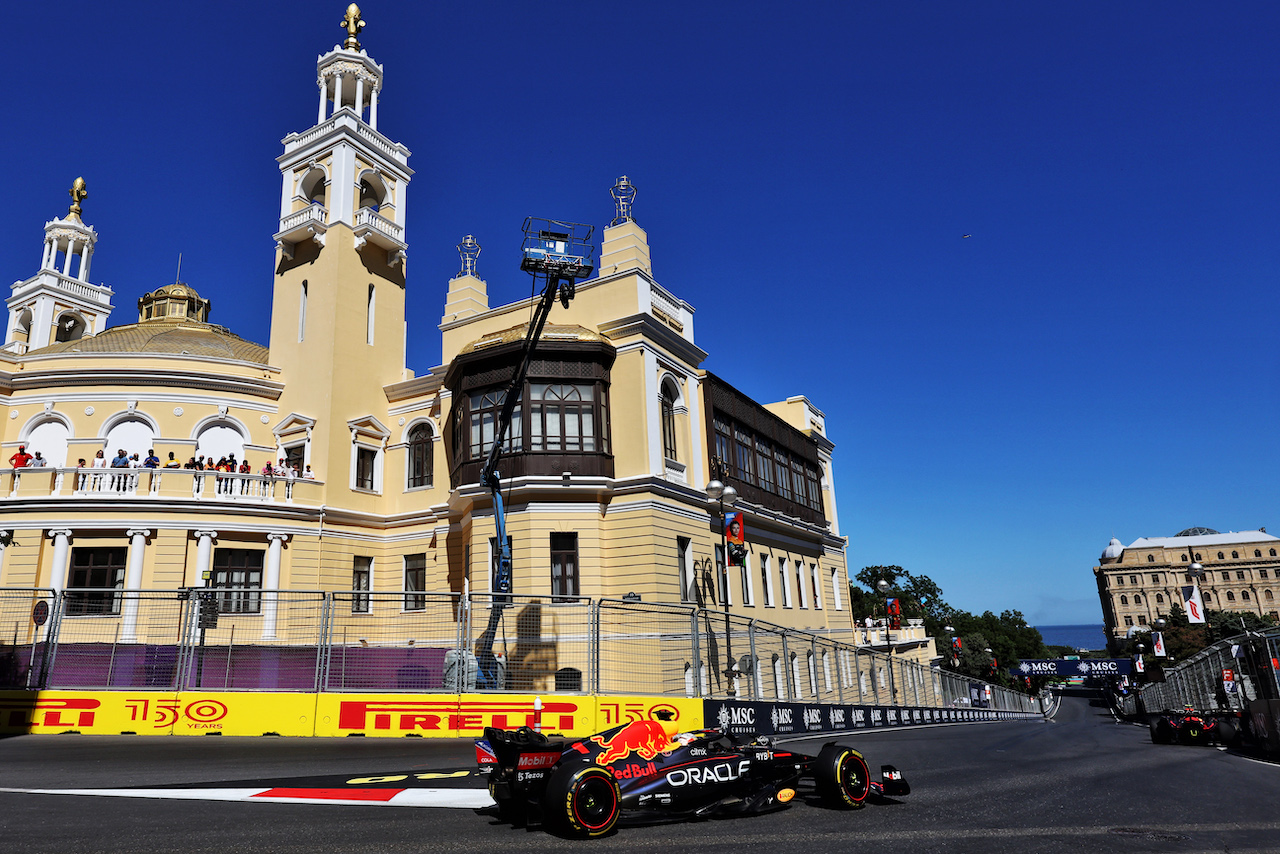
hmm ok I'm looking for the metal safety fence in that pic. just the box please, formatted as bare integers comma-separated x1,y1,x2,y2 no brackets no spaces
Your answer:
1133,628,1280,716
0,588,1038,712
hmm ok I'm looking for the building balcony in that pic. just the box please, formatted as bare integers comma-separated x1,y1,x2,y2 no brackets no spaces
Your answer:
352,206,406,253
274,204,328,257
2,467,323,507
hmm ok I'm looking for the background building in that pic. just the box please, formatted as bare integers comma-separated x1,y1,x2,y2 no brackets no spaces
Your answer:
1095,528,1280,645
0,11,859,694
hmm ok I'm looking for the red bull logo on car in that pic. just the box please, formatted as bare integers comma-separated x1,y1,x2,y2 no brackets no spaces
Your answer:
591,720,674,764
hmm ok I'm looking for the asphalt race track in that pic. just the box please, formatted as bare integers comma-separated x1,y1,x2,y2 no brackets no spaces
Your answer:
1,691,1278,854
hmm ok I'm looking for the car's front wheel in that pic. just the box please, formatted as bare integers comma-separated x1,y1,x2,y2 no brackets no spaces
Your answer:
814,744,870,809
542,764,620,838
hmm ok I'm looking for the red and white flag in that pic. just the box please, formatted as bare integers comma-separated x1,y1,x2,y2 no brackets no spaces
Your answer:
1151,631,1167,657
1181,584,1206,624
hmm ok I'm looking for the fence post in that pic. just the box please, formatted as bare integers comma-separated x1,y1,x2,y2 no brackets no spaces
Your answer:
590,599,600,695
854,646,864,703
314,593,332,693
747,620,758,700
690,606,701,698
780,633,792,701
36,591,65,689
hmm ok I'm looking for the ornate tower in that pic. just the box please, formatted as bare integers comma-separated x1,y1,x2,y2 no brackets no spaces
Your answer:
269,6,413,494
4,179,115,353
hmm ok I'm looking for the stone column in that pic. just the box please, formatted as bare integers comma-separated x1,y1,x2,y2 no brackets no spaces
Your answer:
194,530,217,585
334,73,344,114
369,86,378,129
61,239,75,276
318,77,328,123
47,529,73,593
79,243,93,281
261,533,289,640
120,529,150,642
354,76,365,122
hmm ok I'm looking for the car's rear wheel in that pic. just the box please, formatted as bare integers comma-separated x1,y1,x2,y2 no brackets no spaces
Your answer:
542,764,620,838
815,744,870,809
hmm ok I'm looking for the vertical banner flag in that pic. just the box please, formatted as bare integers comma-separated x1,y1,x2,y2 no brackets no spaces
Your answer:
1134,654,1144,674
725,512,746,566
886,597,902,629
1222,668,1237,695
1151,632,1167,658
1181,584,1206,623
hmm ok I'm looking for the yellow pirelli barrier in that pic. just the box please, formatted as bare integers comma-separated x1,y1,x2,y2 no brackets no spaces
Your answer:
0,690,318,737
0,690,702,738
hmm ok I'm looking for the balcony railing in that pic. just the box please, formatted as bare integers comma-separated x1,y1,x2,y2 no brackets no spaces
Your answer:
2,467,322,505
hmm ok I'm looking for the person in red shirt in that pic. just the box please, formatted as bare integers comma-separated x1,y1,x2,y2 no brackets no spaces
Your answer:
8,445,32,468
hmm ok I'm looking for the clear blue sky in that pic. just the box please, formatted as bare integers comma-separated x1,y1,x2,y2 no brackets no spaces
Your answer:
6,3,1278,626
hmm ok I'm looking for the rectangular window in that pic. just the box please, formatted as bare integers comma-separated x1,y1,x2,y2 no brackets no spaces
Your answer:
366,283,376,345
65,547,127,616
1237,571,1246,580
404,553,426,611
774,449,792,501
779,558,793,608
1115,575,1124,585
1262,569,1270,579
1129,575,1137,584
352,556,371,613
760,554,774,607
355,446,376,490
796,561,809,609
791,458,806,506
716,544,729,605
530,383,596,452
550,532,579,601
741,554,754,606
469,389,522,458
811,563,823,610
489,536,514,595
284,443,305,475
734,426,754,485
713,416,733,477
1150,573,1160,584
211,549,264,613
678,536,693,603
830,567,844,610
805,464,823,511
755,439,774,492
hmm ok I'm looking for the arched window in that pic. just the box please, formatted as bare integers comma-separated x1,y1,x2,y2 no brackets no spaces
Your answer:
660,382,677,460
1266,590,1274,601
1255,549,1263,558
104,416,156,461
1180,554,1188,562
1226,591,1236,601
24,417,71,467
11,308,33,344
1271,549,1277,557
1233,551,1239,559
1218,552,1225,560
1242,591,1251,601
1194,553,1202,561
1119,595,1129,606
1155,593,1164,604
358,176,386,211
300,167,327,206
54,312,86,343
1133,594,1141,605
195,419,246,463
1147,554,1155,562
407,423,433,488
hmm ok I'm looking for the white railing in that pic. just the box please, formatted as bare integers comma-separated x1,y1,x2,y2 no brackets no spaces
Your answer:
282,113,405,161
279,203,327,234
3,468,318,505
189,471,296,502
354,206,402,241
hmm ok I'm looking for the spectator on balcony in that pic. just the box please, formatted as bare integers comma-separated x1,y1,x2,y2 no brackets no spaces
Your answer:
8,445,32,468
238,459,252,474
129,453,143,468
183,456,198,469
164,452,181,469
91,449,108,489
303,464,316,480
144,449,161,469
110,449,129,468
196,454,206,470
28,451,47,467
262,460,276,477
76,458,88,490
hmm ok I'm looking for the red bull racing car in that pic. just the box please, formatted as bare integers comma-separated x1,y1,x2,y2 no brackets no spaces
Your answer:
1148,707,1242,747
475,714,910,837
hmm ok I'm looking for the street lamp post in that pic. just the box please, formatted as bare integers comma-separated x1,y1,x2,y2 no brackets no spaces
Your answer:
706,478,739,697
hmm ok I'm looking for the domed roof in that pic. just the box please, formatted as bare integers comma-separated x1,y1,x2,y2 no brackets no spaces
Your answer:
32,319,268,363
1100,537,1124,563
1175,527,1220,537
459,323,605,355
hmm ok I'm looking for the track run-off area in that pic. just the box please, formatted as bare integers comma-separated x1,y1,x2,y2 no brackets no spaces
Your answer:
2,690,1278,854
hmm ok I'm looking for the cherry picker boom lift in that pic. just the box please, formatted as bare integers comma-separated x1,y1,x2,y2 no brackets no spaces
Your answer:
473,218,595,689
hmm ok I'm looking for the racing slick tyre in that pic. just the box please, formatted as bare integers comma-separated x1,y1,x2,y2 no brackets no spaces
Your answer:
1178,718,1208,746
814,744,871,809
542,764,620,838
1149,718,1174,744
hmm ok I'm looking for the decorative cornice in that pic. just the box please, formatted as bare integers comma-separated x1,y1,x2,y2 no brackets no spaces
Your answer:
0,367,285,399
598,314,707,369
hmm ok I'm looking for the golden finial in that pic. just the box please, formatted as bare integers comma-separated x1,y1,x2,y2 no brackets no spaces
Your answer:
68,177,88,220
341,4,365,51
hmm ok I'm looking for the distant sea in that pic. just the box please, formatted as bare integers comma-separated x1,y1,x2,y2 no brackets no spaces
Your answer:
1036,624,1108,651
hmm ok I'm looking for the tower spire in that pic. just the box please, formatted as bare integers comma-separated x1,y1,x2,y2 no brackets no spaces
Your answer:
67,177,88,221
341,4,365,51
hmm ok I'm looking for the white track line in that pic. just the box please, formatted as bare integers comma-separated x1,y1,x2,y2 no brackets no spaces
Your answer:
0,786,495,809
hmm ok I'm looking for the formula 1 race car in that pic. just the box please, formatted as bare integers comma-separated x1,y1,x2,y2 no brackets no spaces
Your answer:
1148,708,1241,746
475,714,910,837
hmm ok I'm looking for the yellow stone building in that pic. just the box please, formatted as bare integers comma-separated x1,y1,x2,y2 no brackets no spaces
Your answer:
1095,528,1280,646
0,10,856,686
